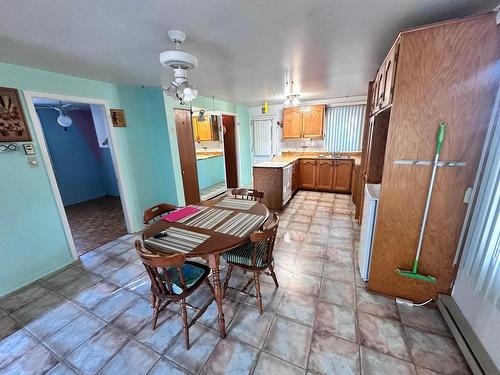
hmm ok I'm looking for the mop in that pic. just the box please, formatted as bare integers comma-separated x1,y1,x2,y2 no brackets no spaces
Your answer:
396,121,446,283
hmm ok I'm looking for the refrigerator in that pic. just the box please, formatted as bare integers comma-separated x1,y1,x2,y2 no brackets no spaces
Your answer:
358,183,381,281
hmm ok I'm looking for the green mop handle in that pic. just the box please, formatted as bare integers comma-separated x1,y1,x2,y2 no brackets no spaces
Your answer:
412,121,446,274
436,121,446,154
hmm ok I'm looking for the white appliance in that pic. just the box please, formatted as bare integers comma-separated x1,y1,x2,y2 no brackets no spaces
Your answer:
282,165,293,205
358,183,381,281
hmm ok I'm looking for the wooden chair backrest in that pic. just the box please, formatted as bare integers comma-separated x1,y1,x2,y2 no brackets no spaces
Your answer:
231,188,264,202
143,203,177,225
135,240,187,295
249,213,279,266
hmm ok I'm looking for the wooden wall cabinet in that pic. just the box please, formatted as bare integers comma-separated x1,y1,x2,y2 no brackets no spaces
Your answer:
283,105,325,139
192,116,218,142
370,43,399,115
364,13,499,302
299,159,317,189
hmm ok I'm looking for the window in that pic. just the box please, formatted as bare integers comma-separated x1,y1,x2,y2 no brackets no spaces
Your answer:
324,105,366,152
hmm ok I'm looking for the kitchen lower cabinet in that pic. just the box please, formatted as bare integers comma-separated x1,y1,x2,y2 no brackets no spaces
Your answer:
315,160,335,190
299,159,317,189
333,160,353,192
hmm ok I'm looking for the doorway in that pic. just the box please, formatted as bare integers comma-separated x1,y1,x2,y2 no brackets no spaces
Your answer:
175,108,240,203
24,92,131,258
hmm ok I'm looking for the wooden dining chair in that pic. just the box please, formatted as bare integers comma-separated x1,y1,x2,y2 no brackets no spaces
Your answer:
143,203,178,225
231,188,264,202
135,240,213,349
222,213,279,314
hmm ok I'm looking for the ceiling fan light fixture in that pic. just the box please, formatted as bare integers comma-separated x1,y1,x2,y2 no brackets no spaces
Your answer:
57,113,72,129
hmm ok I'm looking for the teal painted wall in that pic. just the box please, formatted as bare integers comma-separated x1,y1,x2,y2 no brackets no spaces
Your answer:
197,156,225,190
0,62,176,296
0,62,250,297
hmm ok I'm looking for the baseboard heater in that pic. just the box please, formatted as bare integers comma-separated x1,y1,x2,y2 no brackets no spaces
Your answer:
437,295,498,375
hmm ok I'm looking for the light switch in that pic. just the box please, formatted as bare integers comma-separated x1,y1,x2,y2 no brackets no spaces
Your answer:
27,157,38,168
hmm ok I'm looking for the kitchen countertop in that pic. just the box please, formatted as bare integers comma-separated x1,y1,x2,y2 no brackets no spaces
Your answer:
253,155,360,168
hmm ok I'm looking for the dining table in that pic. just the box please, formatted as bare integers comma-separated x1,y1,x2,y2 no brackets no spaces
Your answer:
142,196,269,338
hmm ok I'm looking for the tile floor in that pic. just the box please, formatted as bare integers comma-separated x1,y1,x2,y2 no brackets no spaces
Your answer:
65,196,127,256
200,181,227,201
0,191,471,375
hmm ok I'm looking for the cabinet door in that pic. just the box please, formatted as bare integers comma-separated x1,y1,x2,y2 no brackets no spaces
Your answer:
291,160,299,192
299,160,316,189
192,116,199,141
333,160,353,192
315,160,334,191
381,43,399,109
375,67,386,112
197,118,213,141
283,107,303,138
370,78,379,115
302,105,325,138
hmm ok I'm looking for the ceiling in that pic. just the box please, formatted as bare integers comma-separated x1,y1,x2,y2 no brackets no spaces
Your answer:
0,1,496,106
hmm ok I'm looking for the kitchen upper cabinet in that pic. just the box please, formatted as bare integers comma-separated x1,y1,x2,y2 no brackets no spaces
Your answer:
283,107,302,138
380,43,399,109
299,159,317,189
197,118,213,141
283,105,325,139
315,160,334,190
302,106,325,138
333,160,353,192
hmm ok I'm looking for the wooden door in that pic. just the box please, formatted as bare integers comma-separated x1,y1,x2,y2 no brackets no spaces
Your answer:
222,115,238,188
197,117,213,141
333,160,353,192
174,109,200,204
302,105,325,138
282,107,302,138
299,159,316,189
381,43,399,109
315,160,334,191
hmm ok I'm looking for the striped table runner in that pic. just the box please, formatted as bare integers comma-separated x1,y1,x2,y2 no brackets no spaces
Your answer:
176,205,208,223
214,212,264,237
144,227,210,253
181,208,233,230
214,198,257,210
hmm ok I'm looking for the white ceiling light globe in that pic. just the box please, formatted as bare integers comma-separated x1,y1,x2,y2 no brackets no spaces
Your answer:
284,98,291,105
57,114,72,128
182,86,198,102
292,96,300,106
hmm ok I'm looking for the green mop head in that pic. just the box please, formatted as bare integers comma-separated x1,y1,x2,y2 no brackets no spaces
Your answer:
396,260,436,283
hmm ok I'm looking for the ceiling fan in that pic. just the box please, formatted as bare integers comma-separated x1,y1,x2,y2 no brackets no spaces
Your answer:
35,101,87,130
160,30,198,104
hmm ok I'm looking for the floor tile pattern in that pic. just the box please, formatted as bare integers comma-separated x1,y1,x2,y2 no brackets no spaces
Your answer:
0,192,470,374
65,196,127,256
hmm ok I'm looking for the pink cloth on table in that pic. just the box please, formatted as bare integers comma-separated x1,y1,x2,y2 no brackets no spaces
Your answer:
161,206,200,223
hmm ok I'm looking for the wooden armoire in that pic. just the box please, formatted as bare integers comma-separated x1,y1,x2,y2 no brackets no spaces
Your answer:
358,13,499,302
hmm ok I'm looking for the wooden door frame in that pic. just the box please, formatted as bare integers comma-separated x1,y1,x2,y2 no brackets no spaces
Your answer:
23,90,135,261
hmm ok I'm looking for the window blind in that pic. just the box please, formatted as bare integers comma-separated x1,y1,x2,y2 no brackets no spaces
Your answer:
324,105,366,152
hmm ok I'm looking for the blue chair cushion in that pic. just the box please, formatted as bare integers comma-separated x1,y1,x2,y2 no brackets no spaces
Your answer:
160,261,208,295
222,240,269,268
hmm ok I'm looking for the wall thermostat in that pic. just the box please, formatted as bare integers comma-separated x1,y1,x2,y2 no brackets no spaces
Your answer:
23,143,35,155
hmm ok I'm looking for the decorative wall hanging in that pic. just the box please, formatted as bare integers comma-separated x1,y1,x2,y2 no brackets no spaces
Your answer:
0,87,32,142
110,109,126,127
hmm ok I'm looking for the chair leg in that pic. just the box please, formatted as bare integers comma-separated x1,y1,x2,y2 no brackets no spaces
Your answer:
150,293,156,308
223,264,233,297
268,263,279,288
254,272,263,315
180,299,190,350
151,297,161,330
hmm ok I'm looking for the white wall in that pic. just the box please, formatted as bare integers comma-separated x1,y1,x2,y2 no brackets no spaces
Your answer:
248,96,367,161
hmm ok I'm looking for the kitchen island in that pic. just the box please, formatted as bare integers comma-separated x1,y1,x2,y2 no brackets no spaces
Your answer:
253,155,356,210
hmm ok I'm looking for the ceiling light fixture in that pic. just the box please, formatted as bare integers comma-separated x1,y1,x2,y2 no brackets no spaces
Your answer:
284,80,300,106
160,30,198,104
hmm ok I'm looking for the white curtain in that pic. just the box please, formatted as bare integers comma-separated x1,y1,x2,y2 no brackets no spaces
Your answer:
324,105,366,152
252,118,273,162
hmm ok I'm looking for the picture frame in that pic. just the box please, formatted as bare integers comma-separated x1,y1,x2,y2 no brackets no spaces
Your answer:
110,108,126,127
0,87,32,142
